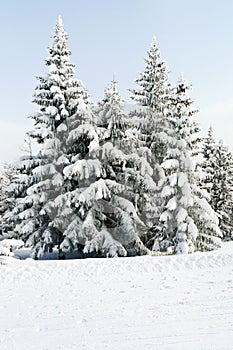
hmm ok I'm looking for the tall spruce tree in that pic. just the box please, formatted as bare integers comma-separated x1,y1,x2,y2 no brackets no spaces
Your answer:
17,16,93,258
154,76,221,254
61,79,154,257
130,37,175,236
131,36,173,166
212,141,233,240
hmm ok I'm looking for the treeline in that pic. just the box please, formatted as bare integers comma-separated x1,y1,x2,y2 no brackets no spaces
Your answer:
0,17,232,259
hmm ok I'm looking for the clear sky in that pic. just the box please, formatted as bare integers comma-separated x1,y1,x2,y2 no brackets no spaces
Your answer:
0,0,233,168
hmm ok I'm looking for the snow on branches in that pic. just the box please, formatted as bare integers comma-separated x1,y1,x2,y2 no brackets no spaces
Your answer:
3,21,229,259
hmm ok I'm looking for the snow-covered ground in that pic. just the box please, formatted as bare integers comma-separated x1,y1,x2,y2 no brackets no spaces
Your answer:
1,243,233,350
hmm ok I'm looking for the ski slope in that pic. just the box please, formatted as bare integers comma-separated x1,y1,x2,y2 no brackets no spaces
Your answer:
0,243,233,350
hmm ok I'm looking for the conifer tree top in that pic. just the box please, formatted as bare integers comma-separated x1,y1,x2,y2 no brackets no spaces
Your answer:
131,36,171,112
104,78,122,102
47,15,71,65
57,15,63,27
207,126,215,143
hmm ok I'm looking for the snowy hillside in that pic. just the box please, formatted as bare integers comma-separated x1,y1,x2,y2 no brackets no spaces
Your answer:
1,243,233,350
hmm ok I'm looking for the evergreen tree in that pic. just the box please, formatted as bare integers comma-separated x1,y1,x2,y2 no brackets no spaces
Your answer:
202,131,233,240
61,79,154,257
97,77,126,145
0,164,19,237
0,169,11,237
99,79,157,238
0,135,40,242
131,36,173,166
201,127,216,193
18,16,93,258
153,76,221,254
130,37,175,235
9,153,41,244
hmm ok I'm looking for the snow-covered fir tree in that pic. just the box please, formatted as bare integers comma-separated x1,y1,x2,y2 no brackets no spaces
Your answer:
152,76,222,254
16,16,95,258
97,77,126,145
0,164,19,237
130,37,176,236
0,135,40,242
0,170,11,237
61,79,155,257
202,130,233,240
8,153,41,243
131,36,173,166
201,126,216,194
98,79,157,242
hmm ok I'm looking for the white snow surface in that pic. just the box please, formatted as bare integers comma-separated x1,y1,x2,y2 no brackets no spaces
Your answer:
1,243,233,350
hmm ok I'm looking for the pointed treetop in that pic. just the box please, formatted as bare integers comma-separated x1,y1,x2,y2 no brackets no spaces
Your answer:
176,73,193,96
57,15,63,27
112,73,117,85
218,139,224,147
151,36,157,47
107,78,118,97
179,72,185,83
48,15,70,59
207,125,214,138
149,36,160,57
53,15,66,38
110,74,118,94
100,77,123,109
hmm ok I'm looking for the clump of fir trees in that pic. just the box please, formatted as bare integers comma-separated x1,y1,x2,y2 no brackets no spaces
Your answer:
0,17,232,258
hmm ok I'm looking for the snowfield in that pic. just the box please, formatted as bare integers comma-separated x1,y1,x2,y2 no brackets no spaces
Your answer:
1,243,233,350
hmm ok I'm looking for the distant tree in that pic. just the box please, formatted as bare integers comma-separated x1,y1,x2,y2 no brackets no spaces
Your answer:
201,126,216,193
202,130,233,240
8,153,41,244
0,164,19,237
0,170,10,237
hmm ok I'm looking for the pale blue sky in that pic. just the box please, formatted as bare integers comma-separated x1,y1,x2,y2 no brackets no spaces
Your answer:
0,0,233,168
